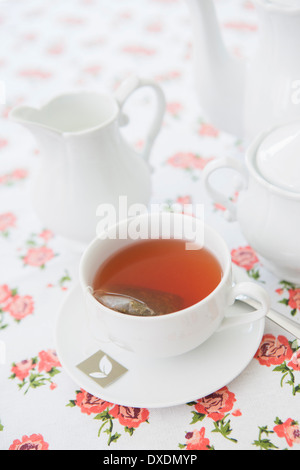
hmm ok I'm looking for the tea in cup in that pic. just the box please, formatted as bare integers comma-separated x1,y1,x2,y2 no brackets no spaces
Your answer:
79,212,269,358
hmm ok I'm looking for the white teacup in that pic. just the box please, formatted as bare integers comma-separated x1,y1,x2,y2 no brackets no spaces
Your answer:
79,212,269,358
203,122,300,284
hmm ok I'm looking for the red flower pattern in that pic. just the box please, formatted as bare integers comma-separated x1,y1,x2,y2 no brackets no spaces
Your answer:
0,284,12,304
194,386,236,422
185,428,211,450
231,246,259,271
109,405,149,428
23,246,54,267
6,295,34,320
9,434,49,450
0,212,16,231
11,359,36,381
167,152,214,170
288,350,300,371
37,350,61,373
198,123,219,137
75,389,112,415
255,334,293,367
273,418,300,448
288,289,300,311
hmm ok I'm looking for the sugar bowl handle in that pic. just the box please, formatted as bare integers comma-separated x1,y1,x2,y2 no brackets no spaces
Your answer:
202,157,248,221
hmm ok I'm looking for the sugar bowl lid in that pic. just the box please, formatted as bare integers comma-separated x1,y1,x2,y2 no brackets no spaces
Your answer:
264,0,300,8
256,122,300,194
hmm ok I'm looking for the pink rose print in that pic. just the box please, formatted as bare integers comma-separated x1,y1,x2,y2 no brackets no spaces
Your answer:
288,350,300,372
274,418,300,448
59,16,85,25
69,390,149,445
47,43,64,55
231,246,259,271
167,152,214,170
11,168,28,180
255,334,300,395
23,246,54,268
231,245,261,280
288,289,300,311
254,417,300,450
194,386,236,422
255,334,293,367
188,387,239,443
0,138,8,148
276,281,300,316
167,152,214,180
109,405,149,429
0,286,34,328
166,102,183,117
0,168,27,187
18,69,52,79
198,122,219,138
146,21,163,32
6,295,34,321
10,350,61,393
0,212,16,234
0,284,11,304
9,434,49,450
176,195,191,205
168,152,196,168
38,229,54,242
155,70,181,82
37,349,61,373
75,389,113,416
183,428,212,450
11,359,36,381
122,45,156,56
244,0,255,10
232,409,242,417
223,21,258,32
84,64,102,76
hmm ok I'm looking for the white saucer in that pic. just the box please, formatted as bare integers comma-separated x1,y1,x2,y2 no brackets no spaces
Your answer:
55,285,265,409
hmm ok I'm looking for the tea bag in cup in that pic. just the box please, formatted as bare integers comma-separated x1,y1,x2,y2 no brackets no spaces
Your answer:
93,286,184,317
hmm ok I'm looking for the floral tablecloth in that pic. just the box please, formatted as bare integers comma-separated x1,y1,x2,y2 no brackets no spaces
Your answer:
1,0,300,451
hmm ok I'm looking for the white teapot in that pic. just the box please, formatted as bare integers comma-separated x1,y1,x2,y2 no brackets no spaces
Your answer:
203,121,300,283
186,0,300,141
10,76,166,244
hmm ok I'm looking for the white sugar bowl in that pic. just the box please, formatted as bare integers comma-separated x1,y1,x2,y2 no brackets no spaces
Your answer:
203,121,300,283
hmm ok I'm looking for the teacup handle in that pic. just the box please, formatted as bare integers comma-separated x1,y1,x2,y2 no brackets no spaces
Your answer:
114,75,166,166
202,157,248,221
217,281,270,332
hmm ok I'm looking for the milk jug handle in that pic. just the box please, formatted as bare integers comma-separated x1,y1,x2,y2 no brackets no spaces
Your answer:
114,75,166,165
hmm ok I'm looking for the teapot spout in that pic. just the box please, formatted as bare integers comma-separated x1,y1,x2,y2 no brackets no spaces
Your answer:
186,0,246,138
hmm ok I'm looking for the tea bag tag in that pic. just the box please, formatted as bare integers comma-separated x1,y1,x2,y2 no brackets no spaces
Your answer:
76,350,128,388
